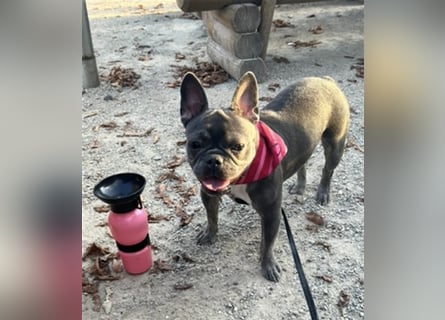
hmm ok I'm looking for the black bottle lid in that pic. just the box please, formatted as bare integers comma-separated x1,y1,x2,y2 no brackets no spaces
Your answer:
93,173,146,213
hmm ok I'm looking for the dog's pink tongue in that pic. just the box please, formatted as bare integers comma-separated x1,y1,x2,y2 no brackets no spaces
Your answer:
201,179,230,192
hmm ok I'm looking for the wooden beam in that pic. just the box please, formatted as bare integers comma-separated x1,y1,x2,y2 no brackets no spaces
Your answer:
259,0,277,59
202,12,263,59
207,38,267,83
177,0,323,12
211,4,260,33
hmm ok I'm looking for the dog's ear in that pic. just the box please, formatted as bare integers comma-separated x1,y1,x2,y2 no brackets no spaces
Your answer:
180,72,209,127
230,72,259,123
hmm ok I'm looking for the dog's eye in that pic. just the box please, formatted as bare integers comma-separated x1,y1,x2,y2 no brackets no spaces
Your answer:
231,143,244,152
190,141,201,149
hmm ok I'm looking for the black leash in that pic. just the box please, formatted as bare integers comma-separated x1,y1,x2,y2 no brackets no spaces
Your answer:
281,208,319,320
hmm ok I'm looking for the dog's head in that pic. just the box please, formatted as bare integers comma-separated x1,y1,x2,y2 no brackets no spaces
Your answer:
180,72,260,193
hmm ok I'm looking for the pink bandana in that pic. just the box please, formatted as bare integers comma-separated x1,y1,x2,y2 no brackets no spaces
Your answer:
235,121,288,184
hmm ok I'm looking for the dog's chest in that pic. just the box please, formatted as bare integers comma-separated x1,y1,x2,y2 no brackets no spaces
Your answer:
228,184,252,206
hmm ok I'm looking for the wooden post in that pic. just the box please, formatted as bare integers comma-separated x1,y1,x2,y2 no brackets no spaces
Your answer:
259,0,277,59
207,38,266,83
176,0,324,12
202,12,263,59
211,4,260,33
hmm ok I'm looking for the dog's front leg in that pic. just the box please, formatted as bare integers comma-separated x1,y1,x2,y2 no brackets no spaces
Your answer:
250,179,283,282
197,187,220,244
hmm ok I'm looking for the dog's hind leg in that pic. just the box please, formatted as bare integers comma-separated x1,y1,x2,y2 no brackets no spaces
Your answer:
316,132,347,205
289,164,307,203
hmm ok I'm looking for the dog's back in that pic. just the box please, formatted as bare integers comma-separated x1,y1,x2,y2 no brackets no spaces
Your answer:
260,76,350,183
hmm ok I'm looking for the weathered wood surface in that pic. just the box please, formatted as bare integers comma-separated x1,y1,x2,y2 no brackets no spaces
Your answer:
259,0,277,59
210,4,260,33
202,12,263,59
177,0,324,12
207,38,267,82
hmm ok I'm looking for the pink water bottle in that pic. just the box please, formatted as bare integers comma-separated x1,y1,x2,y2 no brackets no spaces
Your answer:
94,173,153,274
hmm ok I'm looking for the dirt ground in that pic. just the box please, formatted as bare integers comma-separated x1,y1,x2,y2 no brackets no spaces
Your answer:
82,0,364,319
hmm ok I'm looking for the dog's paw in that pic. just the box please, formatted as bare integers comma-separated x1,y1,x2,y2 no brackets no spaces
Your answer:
315,190,330,206
197,228,217,245
261,259,281,282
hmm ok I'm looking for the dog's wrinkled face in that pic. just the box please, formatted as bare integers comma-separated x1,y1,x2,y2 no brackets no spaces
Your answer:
180,72,260,193
185,109,257,193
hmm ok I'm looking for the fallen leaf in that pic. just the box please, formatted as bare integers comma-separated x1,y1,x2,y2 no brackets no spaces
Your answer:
267,83,280,92
309,25,323,34
346,138,364,153
100,122,118,130
93,204,109,213
351,58,364,78
156,171,185,183
156,184,175,208
175,53,186,60
315,240,332,252
173,282,193,290
114,111,129,117
316,275,333,283
168,61,229,89
305,211,325,226
307,14,316,18
148,213,171,223
165,155,185,169
273,19,294,28
104,66,141,89
337,289,351,316
287,40,322,48
154,259,173,272
84,111,98,119
305,224,319,232
82,243,111,260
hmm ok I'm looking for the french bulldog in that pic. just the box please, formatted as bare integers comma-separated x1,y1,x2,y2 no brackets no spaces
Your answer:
180,71,350,282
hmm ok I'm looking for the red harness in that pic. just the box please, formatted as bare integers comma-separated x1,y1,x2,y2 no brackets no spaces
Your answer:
235,121,288,184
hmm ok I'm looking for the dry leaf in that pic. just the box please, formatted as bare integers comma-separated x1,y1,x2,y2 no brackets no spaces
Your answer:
114,111,129,117
305,211,325,226
267,83,280,92
173,282,193,290
148,213,171,223
305,224,319,232
273,19,294,28
168,61,229,89
175,53,186,60
104,66,141,88
288,40,322,48
154,259,173,272
165,155,185,169
316,275,333,283
315,240,332,252
100,122,118,130
93,204,109,213
177,140,187,146
346,138,364,153
337,289,351,316
83,243,111,260
156,171,185,183
309,25,323,34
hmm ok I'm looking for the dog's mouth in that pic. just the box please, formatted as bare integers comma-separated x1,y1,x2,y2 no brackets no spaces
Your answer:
200,179,231,192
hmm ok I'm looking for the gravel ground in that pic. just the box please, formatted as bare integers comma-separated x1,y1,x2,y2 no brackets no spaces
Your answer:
82,1,364,319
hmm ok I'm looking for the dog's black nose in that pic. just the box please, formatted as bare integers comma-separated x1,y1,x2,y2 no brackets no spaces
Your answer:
206,156,223,169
